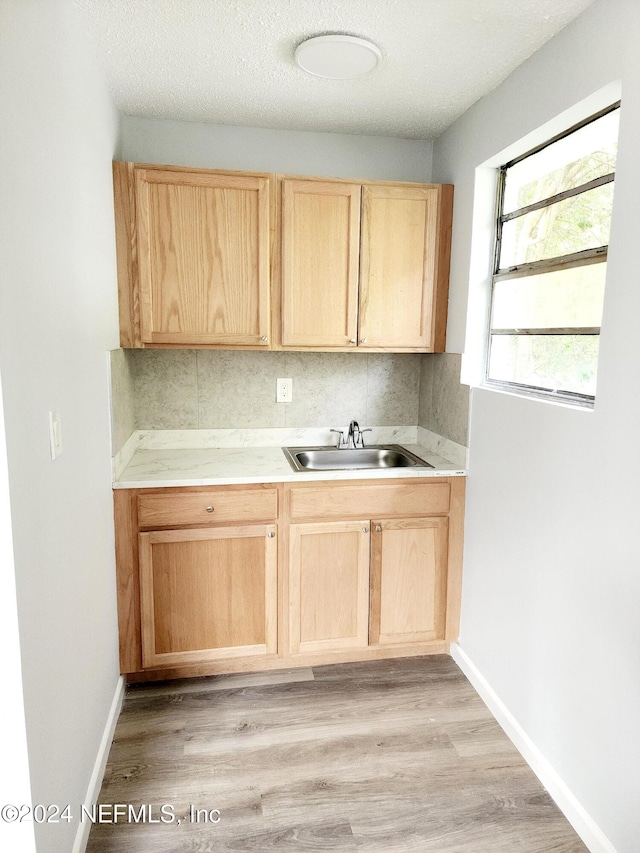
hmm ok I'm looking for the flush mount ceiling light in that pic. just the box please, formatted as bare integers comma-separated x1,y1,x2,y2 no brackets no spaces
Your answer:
295,35,382,80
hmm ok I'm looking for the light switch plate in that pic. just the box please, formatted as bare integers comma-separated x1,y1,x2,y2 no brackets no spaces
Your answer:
276,378,293,403
48,411,63,460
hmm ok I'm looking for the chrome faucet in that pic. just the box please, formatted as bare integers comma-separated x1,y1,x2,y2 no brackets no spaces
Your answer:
347,419,361,449
331,420,372,449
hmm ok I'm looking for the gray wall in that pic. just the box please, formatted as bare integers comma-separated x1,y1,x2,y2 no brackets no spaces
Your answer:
0,381,35,851
121,114,433,182
0,1,121,850
432,0,639,850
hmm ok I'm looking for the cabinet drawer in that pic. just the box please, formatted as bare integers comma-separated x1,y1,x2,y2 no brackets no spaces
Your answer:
138,487,278,528
289,481,450,521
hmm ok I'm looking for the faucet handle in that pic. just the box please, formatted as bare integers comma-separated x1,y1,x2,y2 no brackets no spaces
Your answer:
330,429,346,448
358,428,373,448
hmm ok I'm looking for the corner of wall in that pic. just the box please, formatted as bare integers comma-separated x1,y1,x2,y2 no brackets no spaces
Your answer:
451,644,620,853
418,353,469,447
418,353,434,429
113,109,124,161
108,348,136,456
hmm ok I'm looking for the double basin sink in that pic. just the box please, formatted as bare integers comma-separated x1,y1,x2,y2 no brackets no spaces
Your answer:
282,444,433,473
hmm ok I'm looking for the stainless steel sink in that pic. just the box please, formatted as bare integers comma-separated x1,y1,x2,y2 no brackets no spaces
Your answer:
282,445,433,472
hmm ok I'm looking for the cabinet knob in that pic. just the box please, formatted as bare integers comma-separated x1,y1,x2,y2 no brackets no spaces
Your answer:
205,506,214,513
261,335,268,342
362,527,369,533
374,525,382,532
267,531,276,538
360,338,368,344
349,338,357,344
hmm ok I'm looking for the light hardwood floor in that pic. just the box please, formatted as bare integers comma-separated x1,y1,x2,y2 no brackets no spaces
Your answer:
86,656,587,852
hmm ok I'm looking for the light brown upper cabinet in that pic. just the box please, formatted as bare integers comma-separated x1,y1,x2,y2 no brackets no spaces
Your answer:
113,162,272,348
280,177,453,352
281,179,361,348
113,163,452,352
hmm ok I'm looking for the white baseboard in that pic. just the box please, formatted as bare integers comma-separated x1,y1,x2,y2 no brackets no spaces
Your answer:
72,675,126,853
450,644,618,853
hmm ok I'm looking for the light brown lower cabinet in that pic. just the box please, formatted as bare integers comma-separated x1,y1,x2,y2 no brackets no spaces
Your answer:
369,517,448,646
113,477,465,682
139,524,277,668
288,520,371,655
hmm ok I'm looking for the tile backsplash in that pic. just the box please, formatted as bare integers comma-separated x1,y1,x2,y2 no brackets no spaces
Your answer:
112,349,419,438
108,348,135,455
418,353,469,447
109,348,470,457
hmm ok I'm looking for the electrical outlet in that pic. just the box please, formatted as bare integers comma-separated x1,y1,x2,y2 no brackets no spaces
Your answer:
276,378,293,403
48,411,63,460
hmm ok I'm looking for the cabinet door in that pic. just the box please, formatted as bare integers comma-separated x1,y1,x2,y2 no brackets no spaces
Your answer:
139,524,277,668
359,185,443,350
369,518,448,645
289,521,370,654
135,168,271,346
281,179,361,347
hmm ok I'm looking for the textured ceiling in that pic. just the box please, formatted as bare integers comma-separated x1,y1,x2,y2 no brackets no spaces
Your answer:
75,0,595,141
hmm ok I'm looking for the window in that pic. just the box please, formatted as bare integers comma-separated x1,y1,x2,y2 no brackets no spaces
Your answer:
487,104,619,405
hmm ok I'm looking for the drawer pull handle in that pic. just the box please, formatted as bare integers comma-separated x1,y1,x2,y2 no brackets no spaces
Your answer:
261,335,268,342
374,525,382,532
360,338,368,344
267,531,276,538
205,506,214,513
349,338,357,344
362,527,369,533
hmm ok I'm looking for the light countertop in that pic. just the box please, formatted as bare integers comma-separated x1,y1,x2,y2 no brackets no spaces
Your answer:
112,427,468,489
114,443,466,489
